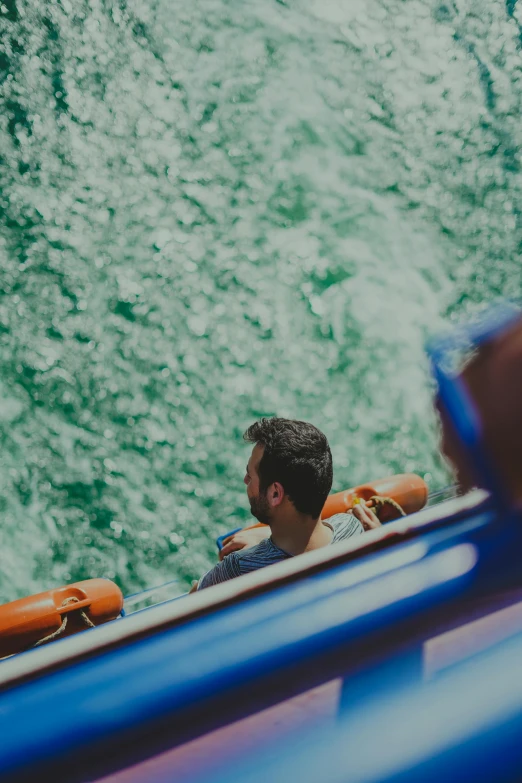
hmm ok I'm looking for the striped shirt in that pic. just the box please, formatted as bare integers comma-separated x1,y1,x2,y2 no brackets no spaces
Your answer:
198,513,363,590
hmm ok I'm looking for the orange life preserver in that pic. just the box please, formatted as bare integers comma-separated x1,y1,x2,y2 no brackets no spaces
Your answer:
322,473,429,523
241,473,428,535
0,578,123,657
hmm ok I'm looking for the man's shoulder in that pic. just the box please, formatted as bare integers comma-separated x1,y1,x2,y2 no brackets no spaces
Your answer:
234,538,289,571
198,551,242,589
328,512,364,541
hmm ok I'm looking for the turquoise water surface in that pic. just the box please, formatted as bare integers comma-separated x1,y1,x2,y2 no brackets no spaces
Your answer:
0,0,521,600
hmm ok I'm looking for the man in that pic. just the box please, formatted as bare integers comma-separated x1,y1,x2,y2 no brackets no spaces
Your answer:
194,418,380,590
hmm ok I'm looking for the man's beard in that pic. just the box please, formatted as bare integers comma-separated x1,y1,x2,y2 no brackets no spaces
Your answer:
249,491,271,524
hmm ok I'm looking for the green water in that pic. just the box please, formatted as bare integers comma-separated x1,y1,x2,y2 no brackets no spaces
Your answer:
0,0,521,601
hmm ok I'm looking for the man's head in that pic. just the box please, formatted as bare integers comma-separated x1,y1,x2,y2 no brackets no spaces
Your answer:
437,315,522,504
243,418,333,524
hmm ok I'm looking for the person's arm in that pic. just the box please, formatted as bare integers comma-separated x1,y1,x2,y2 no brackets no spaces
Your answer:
219,526,271,561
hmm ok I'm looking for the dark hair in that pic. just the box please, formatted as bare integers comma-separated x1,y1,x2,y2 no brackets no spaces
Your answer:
243,418,333,518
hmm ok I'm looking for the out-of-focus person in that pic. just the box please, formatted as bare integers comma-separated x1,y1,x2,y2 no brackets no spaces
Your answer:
435,309,522,506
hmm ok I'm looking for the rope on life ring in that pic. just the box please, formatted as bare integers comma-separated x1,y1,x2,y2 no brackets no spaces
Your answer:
369,495,407,519
32,597,96,649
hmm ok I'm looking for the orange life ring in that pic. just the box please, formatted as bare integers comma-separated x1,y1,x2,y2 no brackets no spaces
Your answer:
242,473,428,535
0,578,123,658
322,473,429,522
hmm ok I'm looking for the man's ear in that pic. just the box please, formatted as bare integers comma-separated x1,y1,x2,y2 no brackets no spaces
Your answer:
268,482,285,508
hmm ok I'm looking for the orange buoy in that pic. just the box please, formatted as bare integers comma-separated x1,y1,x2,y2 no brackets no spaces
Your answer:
0,578,123,658
238,473,429,538
321,473,429,523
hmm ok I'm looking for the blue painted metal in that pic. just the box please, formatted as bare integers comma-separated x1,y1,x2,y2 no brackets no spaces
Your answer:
181,628,522,783
0,503,520,782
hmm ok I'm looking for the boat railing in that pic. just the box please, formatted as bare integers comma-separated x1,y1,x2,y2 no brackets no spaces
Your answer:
177,628,522,783
0,492,520,781
0,489,487,691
